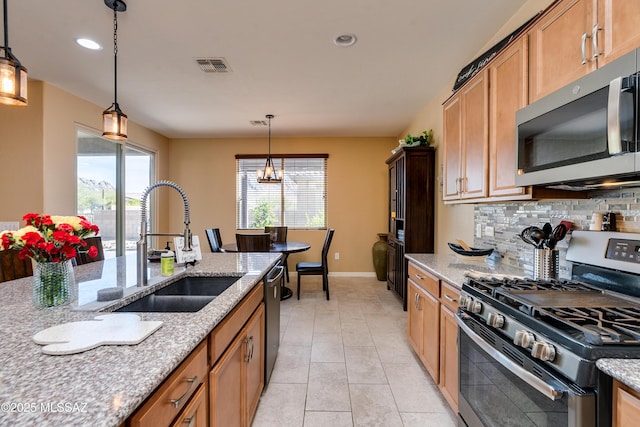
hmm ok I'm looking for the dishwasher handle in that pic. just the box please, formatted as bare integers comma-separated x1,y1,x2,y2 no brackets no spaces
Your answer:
267,265,284,286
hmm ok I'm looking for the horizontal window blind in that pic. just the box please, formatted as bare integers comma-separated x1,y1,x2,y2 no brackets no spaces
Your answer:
236,155,327,230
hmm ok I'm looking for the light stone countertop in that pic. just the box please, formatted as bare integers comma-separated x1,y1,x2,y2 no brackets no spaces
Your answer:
406,253,640,393
0,252,281,427
597,359,640,391
404,253,524,288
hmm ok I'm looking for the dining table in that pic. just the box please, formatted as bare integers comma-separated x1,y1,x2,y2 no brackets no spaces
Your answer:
221,241,311,300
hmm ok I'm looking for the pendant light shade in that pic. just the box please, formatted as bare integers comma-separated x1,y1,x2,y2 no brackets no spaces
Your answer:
102,0,127,141
0,0,27,106
257,114,284,183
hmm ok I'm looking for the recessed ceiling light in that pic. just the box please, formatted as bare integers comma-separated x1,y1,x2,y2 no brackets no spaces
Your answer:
333,33,357,47
76,38,102,50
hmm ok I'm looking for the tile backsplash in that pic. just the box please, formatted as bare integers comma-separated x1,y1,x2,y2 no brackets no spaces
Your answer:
474,189,640,278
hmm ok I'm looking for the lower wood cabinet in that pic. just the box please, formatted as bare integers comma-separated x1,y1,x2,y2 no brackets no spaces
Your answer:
407,261,459,412
613,379,640,427
127,283,265,427
128,340,209,427
210,303,265,427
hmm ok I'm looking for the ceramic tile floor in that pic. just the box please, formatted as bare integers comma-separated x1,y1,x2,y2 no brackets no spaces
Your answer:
252,276,458,427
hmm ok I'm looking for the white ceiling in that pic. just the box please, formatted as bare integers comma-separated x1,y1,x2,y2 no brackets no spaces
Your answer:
9,0,529,138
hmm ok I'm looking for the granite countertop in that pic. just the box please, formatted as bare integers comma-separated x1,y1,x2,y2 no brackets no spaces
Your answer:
597,359,640,391
0,252,280,427
404,253,525,288
406,253,640,393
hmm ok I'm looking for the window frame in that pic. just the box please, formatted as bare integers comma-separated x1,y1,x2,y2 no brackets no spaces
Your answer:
235,153,328,230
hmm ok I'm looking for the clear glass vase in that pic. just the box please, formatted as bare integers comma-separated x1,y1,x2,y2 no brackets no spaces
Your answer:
32,259,75,309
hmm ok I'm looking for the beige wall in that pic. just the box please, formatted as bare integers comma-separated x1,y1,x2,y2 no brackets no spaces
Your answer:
0,80,44,221
168,137,397,273
400,0,555,255
0,81,170,230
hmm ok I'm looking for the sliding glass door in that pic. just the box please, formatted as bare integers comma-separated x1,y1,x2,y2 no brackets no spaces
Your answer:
76,128,153,258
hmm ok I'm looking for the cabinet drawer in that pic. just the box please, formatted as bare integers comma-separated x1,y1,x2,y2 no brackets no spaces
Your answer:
440,281,460,313
169,383,207,427
130,340,208,427
407,263,439,297
210,283,264,364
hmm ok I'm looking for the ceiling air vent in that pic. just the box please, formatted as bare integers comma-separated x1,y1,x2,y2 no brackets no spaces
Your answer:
250,120,268,126
195,58,230,73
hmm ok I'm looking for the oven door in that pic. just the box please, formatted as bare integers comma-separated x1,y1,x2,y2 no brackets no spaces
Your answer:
457,313,598,427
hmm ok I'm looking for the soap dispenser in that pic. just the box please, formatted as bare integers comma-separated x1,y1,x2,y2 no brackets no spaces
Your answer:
161,242,174,276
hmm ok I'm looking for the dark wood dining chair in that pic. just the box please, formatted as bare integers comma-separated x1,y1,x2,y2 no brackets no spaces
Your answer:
296,228,335,300
265,226,289,281
205,228,225,252
0,249,33,282
235,233,271,252
75,236,105,265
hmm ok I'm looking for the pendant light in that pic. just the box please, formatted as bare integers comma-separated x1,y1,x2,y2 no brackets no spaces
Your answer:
257,114,284,183
102,0,127,141
0,0,27,106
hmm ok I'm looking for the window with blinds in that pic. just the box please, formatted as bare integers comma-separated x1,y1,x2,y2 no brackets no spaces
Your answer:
236,155,328,229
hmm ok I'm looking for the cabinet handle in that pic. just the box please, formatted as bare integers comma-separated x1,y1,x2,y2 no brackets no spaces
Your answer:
455,177,461,194
183,415,196,427
592,24,601,59
443,294,457,303
581,32,591,64
245,336,255,362
169,376,199,409
414,273,424,280
414,293,418,310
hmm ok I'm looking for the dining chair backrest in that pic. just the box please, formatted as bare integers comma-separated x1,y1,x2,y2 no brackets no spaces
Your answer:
75,236,105,266
0,249,33,282
236,233,271,252
264,226,287,243
205,228,224,252
321,228,335,268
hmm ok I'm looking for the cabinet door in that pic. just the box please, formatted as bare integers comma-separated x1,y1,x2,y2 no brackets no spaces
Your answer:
439,306,459,412
245,304,265,426
489,38,528,198
460,70,488,199
529,0,596,102
407,279,424,356
613,380,640,427
420,288,440,382
596,0,640,66
443,95,462,200
210,332,244,427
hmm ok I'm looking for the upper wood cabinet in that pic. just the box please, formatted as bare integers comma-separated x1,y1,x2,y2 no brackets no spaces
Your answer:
529,0,640,102
443,69,489,201
489,37,528,198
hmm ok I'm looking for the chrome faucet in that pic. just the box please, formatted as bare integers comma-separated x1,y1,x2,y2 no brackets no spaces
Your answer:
137,180,193,285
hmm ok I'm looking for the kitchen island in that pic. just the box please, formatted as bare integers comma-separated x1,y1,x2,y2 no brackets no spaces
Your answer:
0,252,280,427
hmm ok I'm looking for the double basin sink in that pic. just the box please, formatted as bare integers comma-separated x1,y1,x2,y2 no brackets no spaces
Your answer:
115,276,241,313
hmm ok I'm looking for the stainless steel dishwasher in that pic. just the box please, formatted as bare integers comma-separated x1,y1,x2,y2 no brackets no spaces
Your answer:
264,262,283,385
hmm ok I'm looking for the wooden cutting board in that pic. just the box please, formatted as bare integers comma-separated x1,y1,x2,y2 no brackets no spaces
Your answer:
33,313,163,355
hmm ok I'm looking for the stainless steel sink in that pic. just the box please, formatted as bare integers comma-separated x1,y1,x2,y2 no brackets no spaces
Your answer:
115,276,241,312
154,276,240,296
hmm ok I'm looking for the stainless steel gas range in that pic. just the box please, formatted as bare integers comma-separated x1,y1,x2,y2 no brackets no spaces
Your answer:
457,231,640,427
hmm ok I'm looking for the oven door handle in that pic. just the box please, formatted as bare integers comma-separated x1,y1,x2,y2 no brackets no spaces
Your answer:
457,315,566,401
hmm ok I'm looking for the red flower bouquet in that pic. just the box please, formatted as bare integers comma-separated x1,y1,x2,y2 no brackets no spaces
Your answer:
0,213,100,263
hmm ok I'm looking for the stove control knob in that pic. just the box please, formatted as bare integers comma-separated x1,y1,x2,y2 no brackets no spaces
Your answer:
514,330,535,349
487,312,505,329
468,300,482,314
458,295,469,308
532,341,556,362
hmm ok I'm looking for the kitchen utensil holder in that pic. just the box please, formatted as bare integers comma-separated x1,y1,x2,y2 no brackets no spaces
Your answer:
533,248,559,280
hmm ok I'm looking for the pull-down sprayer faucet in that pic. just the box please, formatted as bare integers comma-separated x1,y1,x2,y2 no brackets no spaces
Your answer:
137,180,192,286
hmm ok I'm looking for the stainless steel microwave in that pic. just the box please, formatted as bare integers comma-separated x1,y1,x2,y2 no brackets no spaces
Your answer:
515,48,640,190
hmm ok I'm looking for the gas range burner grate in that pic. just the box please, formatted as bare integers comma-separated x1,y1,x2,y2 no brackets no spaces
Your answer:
465,277,598,298
539,306,640,345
